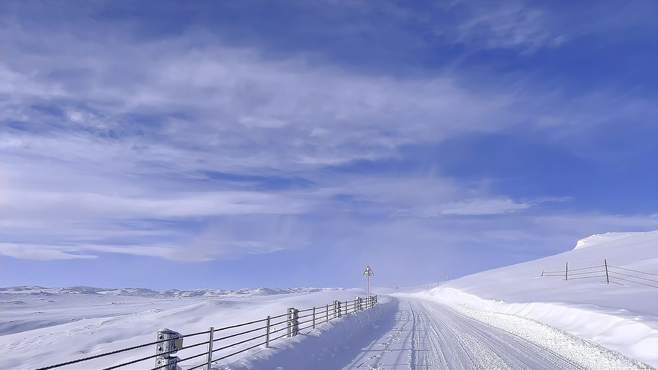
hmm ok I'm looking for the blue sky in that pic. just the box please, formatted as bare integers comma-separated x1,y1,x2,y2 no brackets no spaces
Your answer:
0,0,656,289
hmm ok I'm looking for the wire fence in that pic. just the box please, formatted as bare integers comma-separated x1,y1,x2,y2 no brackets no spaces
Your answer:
541,259,658,288
35,295,378,370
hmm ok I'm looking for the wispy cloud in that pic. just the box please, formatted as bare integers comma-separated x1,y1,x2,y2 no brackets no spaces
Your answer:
439,198,531,216
0,0,655,270
444,0,566,53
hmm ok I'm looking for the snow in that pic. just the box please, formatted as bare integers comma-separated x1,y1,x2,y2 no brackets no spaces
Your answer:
0,287,363,369
220,297,397,370
348,296,649,369
0,286,338,298
3,231,657,369
573,232,648,250
412,230,658,367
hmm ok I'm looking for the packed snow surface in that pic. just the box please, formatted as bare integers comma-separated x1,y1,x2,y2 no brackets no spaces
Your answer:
226,296,649,370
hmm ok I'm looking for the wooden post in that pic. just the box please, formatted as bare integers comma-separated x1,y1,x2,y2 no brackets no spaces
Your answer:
604,259,609,284
312,307,316,329
565,262,568,280
206,327,214,370
265,316,270,348
326,304,329,323
541,270,544,277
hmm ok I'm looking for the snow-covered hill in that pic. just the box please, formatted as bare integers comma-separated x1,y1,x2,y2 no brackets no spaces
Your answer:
413,230,658,367
0,285,339,298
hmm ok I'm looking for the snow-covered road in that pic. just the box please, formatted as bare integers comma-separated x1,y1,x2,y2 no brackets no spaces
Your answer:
343,297,648,370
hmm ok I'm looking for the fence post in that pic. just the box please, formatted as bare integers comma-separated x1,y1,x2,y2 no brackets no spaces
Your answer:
312,307,316,329
206,327,214,370
326,304,329,323
565,262,568,280
334,300,341,318
265,316,271,347
541,270,544,277
287,308,299,337
155,329,182,370
604,259,609,284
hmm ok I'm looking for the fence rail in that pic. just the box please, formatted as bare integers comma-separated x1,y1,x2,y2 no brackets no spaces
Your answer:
36,295,378,370
541,259,658,288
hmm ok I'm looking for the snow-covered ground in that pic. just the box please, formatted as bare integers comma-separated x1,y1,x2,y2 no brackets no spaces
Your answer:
343,296,649,370
2,231,656,369
0,286,364,369
410,230,658,367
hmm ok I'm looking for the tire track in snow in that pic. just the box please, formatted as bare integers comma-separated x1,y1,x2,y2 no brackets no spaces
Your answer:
343,296,641,369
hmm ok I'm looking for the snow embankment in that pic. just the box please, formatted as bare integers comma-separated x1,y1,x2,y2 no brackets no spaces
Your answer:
416,230,658,367
218,297,396,370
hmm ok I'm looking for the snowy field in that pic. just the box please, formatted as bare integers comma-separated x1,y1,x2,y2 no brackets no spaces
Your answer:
2,231,656,369
0,287,367,369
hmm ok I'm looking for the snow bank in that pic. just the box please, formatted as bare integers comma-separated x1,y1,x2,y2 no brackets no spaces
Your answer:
417,230,658,367
216,297,396,370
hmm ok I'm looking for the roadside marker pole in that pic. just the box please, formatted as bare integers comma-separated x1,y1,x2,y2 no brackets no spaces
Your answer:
363,265,374,297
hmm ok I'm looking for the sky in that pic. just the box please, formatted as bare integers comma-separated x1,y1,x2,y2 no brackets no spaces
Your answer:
0,0,656,290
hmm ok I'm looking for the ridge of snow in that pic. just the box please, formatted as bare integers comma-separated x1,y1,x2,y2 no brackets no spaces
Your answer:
0,286,342,298
573,230,656,250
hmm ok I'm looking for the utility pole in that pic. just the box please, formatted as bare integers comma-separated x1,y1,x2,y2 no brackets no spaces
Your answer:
363,265,374,296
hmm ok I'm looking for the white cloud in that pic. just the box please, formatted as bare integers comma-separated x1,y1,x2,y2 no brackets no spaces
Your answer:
0,244,97,261
440,198,531,216
3,190,308,219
